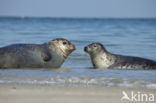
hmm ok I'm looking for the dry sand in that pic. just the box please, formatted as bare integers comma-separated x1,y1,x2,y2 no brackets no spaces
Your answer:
0,85,155,103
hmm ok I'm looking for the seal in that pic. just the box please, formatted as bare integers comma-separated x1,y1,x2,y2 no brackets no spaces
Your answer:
84,43,156,69
0,38,76,69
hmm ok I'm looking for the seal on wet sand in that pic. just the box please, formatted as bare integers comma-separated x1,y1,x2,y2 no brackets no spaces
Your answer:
0,38,76,69
84,43,156,69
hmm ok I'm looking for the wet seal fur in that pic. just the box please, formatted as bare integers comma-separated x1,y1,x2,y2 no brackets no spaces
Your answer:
0,38,76,69
84,43,156,69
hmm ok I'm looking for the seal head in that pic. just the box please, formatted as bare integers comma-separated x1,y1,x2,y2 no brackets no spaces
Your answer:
84,43,112,68
84,43,107,55
47,38,76,58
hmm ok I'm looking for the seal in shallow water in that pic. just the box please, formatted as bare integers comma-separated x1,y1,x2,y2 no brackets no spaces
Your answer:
84,43,156,69
0,38,76,69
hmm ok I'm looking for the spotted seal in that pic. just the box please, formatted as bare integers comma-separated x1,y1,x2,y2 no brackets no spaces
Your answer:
0,38,76,69
84,43,156,69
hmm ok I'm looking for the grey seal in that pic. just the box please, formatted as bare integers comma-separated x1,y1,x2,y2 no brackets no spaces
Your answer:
0,38,76,69
84,43,156,69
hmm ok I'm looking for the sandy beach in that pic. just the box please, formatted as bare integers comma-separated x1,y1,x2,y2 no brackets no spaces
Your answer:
0,86,155,103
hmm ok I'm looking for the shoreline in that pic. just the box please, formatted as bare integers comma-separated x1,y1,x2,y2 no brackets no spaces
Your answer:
0,85,155,103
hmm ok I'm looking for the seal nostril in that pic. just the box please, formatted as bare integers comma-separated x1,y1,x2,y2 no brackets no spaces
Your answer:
84,47,87,51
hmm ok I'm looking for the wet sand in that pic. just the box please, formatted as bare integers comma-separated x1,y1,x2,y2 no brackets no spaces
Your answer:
0,86,155,103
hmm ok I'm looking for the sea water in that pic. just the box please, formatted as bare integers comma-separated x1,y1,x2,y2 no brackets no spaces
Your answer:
0,17,156,89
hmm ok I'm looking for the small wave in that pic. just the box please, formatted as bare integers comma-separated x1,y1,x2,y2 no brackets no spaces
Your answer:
0,77,156,89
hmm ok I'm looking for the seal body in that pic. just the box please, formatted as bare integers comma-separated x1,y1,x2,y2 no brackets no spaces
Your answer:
0,38,76,69
84,43,156,69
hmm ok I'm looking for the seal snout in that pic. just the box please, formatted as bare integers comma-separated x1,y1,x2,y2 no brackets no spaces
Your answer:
71,44,76,50
84,44,93,52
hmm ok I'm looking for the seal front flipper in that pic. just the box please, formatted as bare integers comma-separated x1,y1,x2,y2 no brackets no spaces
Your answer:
43,54,51,62
41,51,51,62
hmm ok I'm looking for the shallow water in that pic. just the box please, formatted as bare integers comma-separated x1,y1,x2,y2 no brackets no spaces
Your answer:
0,17,156,89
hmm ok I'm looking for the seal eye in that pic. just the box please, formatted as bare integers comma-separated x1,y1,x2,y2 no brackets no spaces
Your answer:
63,41,67,45
94,45,97,48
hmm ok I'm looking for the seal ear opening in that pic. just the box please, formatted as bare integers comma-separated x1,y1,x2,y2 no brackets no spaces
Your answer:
95,43,107,52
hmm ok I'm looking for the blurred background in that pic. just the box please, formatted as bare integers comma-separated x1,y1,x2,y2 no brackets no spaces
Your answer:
0,0,156,18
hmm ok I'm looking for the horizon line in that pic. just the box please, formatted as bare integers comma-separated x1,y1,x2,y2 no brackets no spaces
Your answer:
0,15,156,19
